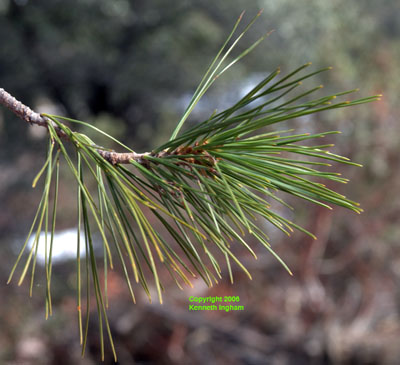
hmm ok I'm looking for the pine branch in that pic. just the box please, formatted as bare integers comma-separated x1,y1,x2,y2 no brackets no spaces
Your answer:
0,87,152,165
0,87,66,137
0,88,217,169
0,88,49,127
1,12,381,361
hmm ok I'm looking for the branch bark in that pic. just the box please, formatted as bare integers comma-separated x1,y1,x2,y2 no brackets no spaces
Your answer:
0,88,150,165
0,88,66,135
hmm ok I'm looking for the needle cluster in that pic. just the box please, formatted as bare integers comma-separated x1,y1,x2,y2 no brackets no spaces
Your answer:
2,12,380,361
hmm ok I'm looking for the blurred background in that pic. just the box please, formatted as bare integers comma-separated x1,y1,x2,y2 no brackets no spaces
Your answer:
0,0,399,364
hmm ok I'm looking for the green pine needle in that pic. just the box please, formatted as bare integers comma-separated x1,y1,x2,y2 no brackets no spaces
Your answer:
7,13,381,360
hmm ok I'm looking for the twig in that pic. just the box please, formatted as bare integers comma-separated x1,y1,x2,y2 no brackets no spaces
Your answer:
0,87,67,138
97,150,151,165
0,87,149,165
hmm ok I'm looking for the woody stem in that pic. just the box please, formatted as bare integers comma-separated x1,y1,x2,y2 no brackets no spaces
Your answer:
0,87,151,165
